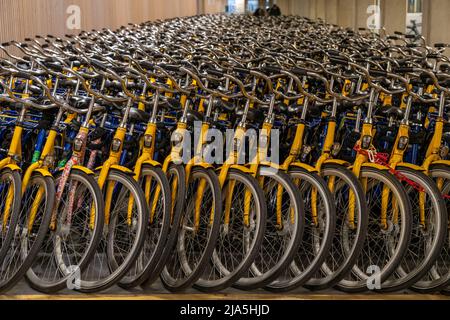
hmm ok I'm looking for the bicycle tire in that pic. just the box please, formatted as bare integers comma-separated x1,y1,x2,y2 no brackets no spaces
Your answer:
337,167,412,293
235,167,303,290
379,167,447,292
142,163,186,288
266,167,336,292
0,172,54,293
76,169,148,293
194,168,266,292
413,164,450,293
26,169,105,293
119,165,171,289
162,167,221,292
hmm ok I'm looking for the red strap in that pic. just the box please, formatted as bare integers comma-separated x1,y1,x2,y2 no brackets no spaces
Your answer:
353,145,449,198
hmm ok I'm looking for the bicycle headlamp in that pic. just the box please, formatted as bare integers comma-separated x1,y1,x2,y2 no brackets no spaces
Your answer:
259,135,268,149
361,135,372,149
143,135,153,148
440,145,449,158
397,136,409,151
234,138,242,153
331,142,342,157
172,132,184,146
111,138,122,152
73,138,83,152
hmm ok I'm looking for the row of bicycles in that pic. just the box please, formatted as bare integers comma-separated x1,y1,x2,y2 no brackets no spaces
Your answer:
0,14,449,295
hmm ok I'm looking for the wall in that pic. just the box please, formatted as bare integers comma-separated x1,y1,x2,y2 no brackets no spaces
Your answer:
0,0,199,43
276,0,449,45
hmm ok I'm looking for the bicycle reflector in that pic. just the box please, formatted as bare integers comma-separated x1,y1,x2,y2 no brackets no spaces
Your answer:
172,132,183,146
361,135,372,149
143,135,153,148
73,138,83,152
397,136,409,151
111,138,122,152
440,145,449,158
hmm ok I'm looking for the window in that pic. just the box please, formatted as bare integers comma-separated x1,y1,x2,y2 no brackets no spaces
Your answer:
406,0,422,35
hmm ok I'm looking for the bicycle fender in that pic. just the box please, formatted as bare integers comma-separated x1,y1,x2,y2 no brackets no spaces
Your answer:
109,165,135,177
3,164,21,172
230,164,253,174
288,163,318,173
33,168,53,178
431,160,450,168
322,159,351,167
361,163,390,171
395,163,426,172
72,165,95,176
142,160,162,168
192,162,215,170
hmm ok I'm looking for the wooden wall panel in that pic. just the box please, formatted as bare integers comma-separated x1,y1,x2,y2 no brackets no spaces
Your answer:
0,0,198,43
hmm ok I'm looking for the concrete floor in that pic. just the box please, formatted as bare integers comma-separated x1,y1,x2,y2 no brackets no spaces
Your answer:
1,280,449,300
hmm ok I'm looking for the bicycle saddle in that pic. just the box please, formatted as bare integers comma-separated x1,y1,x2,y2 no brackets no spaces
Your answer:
122,107,150,124
235,107,264,123
378,106,405,119
159,97,182,111
185,108,203,123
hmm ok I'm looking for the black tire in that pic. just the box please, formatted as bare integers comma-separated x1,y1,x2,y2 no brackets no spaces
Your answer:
119,165,171,289
267,167,338,292
306,164,368,291
380,167,447,292
76,169,148,293
142,164,185,288
26,169,105,293
0,169,21,261
195,168,266,292
337,167,412,293
413,164,450,293
0,169,22,292
0,172,54,293
161,167,221,292
235,168,304,290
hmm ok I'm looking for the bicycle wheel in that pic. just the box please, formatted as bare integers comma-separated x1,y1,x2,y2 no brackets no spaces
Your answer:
162,167,221,292
142,163,185,288
413,164,450,293
337,167,412,292
76,169,148,293
26,169,104,293
306,164,368,290
380,168,447,292
0,169,21,274
0,172,54,292
194,168,265,292
119,165,170,289
234,167,303,290
266,168,336,292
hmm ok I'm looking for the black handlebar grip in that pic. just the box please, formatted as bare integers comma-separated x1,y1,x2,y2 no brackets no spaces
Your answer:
159,64,180,72
329,57,349,66
90,59,107,71
140,61,155,70
394,67,415,73
233,67,250,74
427,53,440,59
434,43,448,48
262,65,281,74
405,34,417,39
292,68,308,76
14,72,33,80
206,68,224,77
387,35,399,40
369,69,387,77
394,31,404,35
